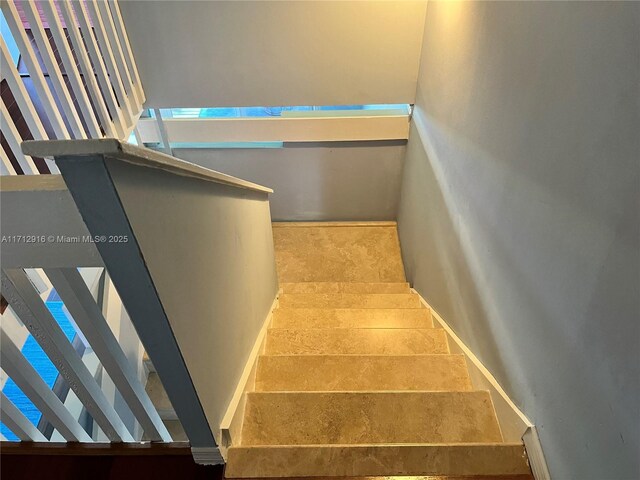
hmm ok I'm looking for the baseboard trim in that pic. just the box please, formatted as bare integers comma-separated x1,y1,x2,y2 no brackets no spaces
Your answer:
219,292,280,459
523,426,551,480
411,289,550,479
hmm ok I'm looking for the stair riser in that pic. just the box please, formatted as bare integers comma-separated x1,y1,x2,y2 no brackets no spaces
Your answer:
241,391,502,445
265,328,449,355
279,293,421,309
281,283,410,294
225,444,531,478
272,308,433,329
255,355,472,392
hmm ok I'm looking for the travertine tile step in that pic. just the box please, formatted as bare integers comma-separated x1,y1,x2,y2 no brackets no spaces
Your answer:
265,328,448,355
272,307,433,329
273,224,406,283
225,443,531,478
225,224,532,479
278,293,421,309
241,391,503,445
255,354,472,392
280,282,411,294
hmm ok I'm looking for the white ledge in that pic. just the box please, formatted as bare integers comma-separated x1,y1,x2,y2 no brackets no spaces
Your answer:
22,139,273,194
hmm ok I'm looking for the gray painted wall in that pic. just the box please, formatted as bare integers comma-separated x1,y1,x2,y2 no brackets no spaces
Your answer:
174,145,405,221
119,1,426,107
0,175,101,268
398,2,639,479
107,161,279,437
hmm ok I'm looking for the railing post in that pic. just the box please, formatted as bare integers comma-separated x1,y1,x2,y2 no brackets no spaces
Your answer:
1,269,133,442
47,150,221,462
0,0,69,139
0,392,47,442
0,329,92,442
45,268,171,442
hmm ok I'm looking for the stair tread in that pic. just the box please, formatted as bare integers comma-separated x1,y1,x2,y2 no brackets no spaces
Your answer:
272,307,433,329
273,224,406,283
255,354,471,392
281,282,411,294
225,443,530,478
227,224,524,478
279,293,421,309
266,328,448,355
241,391,502,446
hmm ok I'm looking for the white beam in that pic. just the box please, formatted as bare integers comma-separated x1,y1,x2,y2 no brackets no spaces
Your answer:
66,1,125,139
0,269,133,442
96,0,141,112
0,391,48,441
38,0,102,138
107,0,145,103
0,38,47,141
133,127,143,146
0,38,58,174
0,333,91,442
24,268,50,297
0,0,69,139
46,268,172,442
0,101,38,174
153,109,172,155
84,0,135,125
56,0,116,139
1,144,17,175
21,0,86,139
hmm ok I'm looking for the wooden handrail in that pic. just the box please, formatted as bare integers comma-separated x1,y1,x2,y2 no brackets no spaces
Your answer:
22,139,273,194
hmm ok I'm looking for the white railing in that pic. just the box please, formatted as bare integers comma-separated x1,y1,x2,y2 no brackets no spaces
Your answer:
15,139,278,464
0,0,144,175
0,175,171,443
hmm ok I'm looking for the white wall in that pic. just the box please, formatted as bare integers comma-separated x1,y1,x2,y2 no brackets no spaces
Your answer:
107,159,279,437
119,1,426,107
398,2,639,479
175,144,405,221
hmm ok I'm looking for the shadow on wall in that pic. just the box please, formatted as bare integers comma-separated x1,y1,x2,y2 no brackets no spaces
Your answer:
173,144,406,221
400,110,640,479
397,2,639,478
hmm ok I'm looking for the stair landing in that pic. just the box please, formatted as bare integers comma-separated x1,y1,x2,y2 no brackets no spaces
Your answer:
225,223,530,478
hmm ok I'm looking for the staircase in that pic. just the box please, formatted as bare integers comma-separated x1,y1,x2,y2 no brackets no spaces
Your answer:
225,223,531,478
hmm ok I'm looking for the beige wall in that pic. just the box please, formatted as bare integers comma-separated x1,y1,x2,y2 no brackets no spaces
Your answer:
119,1,426,107
107,160,279,437
398,2,639,478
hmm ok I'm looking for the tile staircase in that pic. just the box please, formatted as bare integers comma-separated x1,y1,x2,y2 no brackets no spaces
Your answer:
145,223,532,477
225,280,531,477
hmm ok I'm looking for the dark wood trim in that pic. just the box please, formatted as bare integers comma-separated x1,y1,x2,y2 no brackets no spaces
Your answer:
0,441,192,456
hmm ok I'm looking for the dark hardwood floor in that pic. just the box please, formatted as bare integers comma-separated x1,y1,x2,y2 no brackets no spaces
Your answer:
1,443,533,480
0,443,223,480
1,452,223,480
